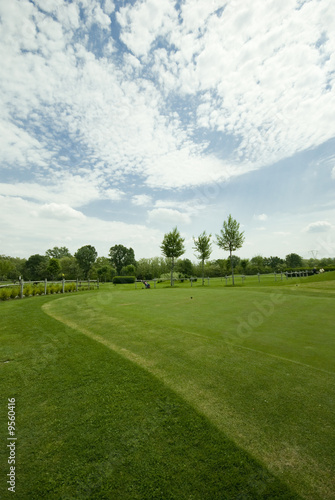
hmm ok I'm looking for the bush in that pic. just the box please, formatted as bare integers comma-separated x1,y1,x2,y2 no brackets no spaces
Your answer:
65,282,76,292
0,288,10,301
113,276,136,284
23,285,32,297
10,287,19,299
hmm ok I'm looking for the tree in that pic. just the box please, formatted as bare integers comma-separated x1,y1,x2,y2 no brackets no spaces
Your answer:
120,264,136,276
46,246,72,259
249,255,265,273
285,253,303,269
265,256,285,271
24,254,49,280
109,245,136,275
0,256,25,281
216,214,245,285
160,227,185,286
240,258,249,274
96,265,116,282
136,257,169,280
74,245,97,278
59,256,82,280
47,258,61,280
176,258,194,278
193,231,212,285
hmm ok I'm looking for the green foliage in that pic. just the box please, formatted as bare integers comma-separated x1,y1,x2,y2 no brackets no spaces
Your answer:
65,283,76,292
47,258,61,280
0,287,10,300
193,231,212,284
160,272,179,281
74,245,97,278
10,287,19,299
0,255,26,281
94,265,116,282
216,215,245,285
176,258,194,278
46,246,72,259
136,257,169,280
23,285,32,297
113,276,136,284
285,253,303,268
59,256,82,280
161,227,185,286
24,254,49,281
109,245,136,275
216,214,245,253
91,257,116,282
120,264,136,276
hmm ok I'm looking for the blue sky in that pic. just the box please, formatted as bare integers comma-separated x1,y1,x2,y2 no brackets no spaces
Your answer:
0,0,334,262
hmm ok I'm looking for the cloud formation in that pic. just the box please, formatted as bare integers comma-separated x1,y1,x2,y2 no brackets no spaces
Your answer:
0,0,334,259
305,221,333,232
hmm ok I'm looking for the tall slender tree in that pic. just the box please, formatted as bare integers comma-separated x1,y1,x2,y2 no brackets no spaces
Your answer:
160,227,185,286
193,231,212,285
216,215,245,285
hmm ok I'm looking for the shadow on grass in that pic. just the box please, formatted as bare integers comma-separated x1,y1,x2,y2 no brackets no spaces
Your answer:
0,298,302,500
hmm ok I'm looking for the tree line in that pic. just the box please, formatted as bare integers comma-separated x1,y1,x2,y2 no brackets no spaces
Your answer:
0,215,334,283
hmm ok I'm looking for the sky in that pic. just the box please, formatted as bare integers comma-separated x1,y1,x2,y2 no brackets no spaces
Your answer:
0,0,335,262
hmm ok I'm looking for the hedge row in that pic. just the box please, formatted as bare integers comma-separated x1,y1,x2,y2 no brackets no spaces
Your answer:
0,282,81,301
113,276,136,284
284,267,335,273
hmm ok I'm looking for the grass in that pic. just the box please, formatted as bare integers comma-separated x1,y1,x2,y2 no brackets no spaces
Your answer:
1,273,335,499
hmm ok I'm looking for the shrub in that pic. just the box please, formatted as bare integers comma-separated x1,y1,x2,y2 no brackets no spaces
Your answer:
10,287,19,299
23,285,32,297
0,288,10,301
65,282,75,292
113,276,136,284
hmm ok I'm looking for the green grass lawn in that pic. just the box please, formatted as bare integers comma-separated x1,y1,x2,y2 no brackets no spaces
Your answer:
1,273,335,499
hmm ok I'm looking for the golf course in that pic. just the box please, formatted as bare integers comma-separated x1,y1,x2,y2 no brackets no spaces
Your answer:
1,272,334,499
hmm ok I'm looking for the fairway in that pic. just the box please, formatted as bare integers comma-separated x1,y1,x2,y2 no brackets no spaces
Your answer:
1,277,335,499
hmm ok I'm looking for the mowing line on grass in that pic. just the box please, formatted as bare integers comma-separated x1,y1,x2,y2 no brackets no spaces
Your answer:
42,302,167,380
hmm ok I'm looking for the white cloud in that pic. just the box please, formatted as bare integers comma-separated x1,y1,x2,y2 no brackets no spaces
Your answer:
332,166,335,179
117,0,177,57
147,208,191,226
132,194,152,206
104,188,125,201
254,214,268,221
103,0,115,16
3,0,334,198
37,203,86,220
305,221,333,233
